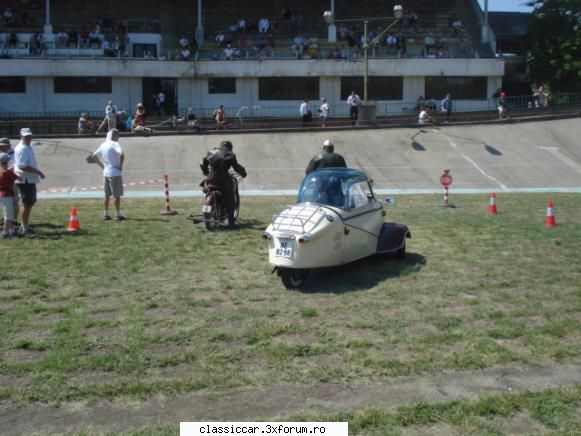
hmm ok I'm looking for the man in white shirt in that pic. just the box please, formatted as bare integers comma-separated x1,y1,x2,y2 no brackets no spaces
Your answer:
299,98,311,127
14,128,45,235
258,18,270,33
319,97,330,128
346,91,362,127
91,129,125,221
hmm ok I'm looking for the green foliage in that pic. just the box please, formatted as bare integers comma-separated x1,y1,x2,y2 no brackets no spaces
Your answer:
526,0,581,92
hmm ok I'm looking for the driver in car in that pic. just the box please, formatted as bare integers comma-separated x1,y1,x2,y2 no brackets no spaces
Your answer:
200,140,247,228
305,139,347,175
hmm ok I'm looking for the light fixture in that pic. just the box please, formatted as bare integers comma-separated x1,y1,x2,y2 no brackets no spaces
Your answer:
323,11,333,24
394,5,404,20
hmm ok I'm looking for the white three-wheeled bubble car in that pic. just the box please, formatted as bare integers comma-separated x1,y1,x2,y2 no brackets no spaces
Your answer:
263,168,411,288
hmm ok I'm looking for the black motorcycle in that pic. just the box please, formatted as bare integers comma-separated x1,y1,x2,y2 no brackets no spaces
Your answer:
189,174,240,231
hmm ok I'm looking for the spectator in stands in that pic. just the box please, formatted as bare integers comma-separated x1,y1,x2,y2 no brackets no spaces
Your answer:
328,45,342,60
94,17,103,33
441,94,453,122
305,39,319,60
407,10,418,32
291,35,305,59
396,32,406,57
213,105,227,130
215,30,225,46
67,31,78,48
238,17,247,33
386,33,397,53
300,97,312,127
347,91,362,127
78,113,95,135
132,103,154,134
18,12,30,26
452,19,463,37
3,7,14,25
318,97,329,128
56,31,68,48
8,33,17,48
337,24,349,40
178,45,191,61
185,107,200,131
80,29,90,47
179,36,189,50
424,33,435,57
224,44,236,60
281,7,293,21
258,17,270,33
89,28,103,47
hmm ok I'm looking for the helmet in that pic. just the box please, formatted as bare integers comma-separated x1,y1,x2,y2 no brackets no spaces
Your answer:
220,140,233,151
323,139,333,147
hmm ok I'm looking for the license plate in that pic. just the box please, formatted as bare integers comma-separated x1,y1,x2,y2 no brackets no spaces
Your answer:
202,205,212,213
275,240,293,258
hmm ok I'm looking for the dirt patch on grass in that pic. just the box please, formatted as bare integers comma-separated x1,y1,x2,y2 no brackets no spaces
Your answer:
67,370,124,386
403,423,461,435
0,374,34,389
1,361,579,434
2,349,49,364
11,328,55,340
491,412,548,434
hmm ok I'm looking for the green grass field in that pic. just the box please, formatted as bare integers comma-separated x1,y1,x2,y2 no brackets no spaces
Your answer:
0,194,580,434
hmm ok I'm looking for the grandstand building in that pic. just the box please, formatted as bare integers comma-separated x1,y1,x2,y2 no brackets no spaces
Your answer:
0,0,508,118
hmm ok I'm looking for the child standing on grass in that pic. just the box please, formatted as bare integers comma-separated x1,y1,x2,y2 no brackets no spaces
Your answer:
0,152,20,238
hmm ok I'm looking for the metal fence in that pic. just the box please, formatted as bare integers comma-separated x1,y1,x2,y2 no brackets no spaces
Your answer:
1,93,580,137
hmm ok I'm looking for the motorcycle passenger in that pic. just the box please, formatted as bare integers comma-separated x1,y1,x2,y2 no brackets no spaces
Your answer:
200,140,247,228
305,139,347,175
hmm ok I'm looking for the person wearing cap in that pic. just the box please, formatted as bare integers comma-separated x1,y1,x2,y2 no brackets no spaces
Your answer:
91,128,126,221
14,128,45,236
0,152,20,238
305,140,347,175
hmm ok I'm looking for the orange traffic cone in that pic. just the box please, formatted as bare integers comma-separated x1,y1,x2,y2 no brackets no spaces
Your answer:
488,192,498,215
67,207,81,232
545,199,556,227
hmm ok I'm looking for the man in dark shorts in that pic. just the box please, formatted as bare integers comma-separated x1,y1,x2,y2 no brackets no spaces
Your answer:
14,128,45,236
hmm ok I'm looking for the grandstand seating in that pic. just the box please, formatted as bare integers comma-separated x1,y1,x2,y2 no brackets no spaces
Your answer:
0,0,479,60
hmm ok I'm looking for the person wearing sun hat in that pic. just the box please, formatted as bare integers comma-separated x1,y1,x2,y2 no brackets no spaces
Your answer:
14,128,45,236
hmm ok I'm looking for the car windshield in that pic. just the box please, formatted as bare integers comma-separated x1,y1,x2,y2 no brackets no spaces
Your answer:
297,168,368,209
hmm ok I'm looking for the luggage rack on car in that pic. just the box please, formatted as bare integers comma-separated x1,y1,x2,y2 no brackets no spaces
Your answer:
271,204,326,234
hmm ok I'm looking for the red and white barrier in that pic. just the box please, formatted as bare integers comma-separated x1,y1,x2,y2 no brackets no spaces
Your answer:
160,174,178,215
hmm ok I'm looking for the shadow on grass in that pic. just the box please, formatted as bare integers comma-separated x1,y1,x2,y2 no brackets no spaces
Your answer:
24,222,98,240
294,252,426,294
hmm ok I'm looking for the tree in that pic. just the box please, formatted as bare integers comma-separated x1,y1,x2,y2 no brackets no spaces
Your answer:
526,0,581,92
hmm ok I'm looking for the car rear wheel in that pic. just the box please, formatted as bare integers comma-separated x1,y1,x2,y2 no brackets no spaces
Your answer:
279,268,310,289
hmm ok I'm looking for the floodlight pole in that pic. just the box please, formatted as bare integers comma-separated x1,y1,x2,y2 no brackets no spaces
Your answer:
324,7,402,105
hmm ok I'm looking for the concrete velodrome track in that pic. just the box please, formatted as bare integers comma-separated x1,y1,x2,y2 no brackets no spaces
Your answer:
33,117,581,198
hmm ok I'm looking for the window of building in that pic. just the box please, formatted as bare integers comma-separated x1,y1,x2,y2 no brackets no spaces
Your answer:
208,78,236,94
54,77,112,93
425,77,487,100
0,77,26,93
259,77,319,101
341,77,403,100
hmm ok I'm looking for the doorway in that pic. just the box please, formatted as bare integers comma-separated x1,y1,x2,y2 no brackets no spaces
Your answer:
142,78,178,117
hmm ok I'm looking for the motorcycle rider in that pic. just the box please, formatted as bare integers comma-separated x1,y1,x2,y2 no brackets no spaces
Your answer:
200,140,247,228
305,139,347,175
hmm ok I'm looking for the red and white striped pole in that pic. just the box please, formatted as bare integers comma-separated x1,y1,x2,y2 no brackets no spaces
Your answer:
160,174,178,215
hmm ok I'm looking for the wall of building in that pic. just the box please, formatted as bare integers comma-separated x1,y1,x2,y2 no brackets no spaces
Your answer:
0,58,504,114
